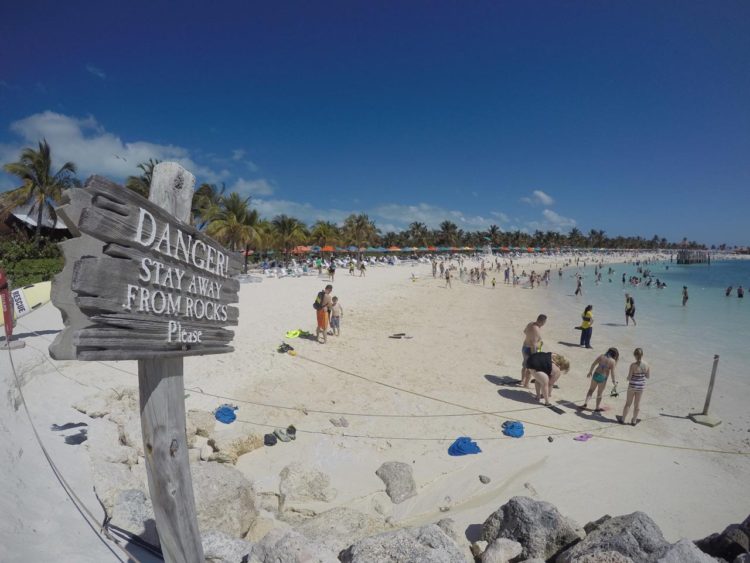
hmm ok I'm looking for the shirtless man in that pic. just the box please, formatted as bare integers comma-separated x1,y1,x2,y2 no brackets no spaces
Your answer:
521,314,547,387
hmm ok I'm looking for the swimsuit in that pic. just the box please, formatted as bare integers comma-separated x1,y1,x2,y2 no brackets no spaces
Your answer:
522,346,532,367
526,352,553,376
629,362,648,391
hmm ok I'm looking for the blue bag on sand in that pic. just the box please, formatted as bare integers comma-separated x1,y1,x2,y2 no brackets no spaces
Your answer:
502,420,524,438
215,404,237,424
448,436,482,456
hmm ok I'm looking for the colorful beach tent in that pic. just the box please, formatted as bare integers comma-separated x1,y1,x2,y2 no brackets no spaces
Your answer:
321,245,335,252
387,246,401,252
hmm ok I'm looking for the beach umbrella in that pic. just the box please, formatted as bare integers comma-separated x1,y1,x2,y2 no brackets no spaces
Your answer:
501,246,509,252
534,247,541,252
321,245,335,252
348,245,359,252
387,246,401,252
418,246,428,251
366,246,378,252
526,247,534,253
427,246,437,251
310,245,321,252
464,246,473,251
291,245,309,254
401,246,414,252
375,246,387,252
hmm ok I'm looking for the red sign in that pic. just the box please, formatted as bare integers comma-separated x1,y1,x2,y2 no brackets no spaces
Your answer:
0,269,13,340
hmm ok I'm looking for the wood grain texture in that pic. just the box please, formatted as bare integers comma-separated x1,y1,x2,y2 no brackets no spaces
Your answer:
138,163,204,563
139,357,204,563
49,167,240,360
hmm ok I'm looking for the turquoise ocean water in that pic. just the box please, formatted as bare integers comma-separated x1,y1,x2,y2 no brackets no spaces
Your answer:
543,258,750,386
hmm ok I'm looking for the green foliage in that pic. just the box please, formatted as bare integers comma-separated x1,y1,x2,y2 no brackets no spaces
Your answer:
0,236,63,285
2,258,63,286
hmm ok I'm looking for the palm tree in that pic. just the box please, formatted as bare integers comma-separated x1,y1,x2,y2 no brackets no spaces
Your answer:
342,213,378,258
309,220,341,247
192,182,226,230
437,220,459,246
206,192,260,272
486,224,502,246
407,221,430,247
125,158,161,198
2,139,79,243
271,214,308,261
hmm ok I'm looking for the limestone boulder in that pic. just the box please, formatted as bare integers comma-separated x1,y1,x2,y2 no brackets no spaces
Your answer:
109,489,159,549
73,386,138,419
252,528,338,563
696,518,750,562
482,538,523,563
90,459,145,513
657,538,719,562
86,418,138,466
191,461,257,538
375,461,417,504
278,462,337,506
296,507,388,553
208,427,263,465
557,512,670,563
339,523,464,563
481,496,584,561
202,530,256,563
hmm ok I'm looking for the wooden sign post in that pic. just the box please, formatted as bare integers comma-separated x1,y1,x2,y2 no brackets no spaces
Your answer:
50,163,240,563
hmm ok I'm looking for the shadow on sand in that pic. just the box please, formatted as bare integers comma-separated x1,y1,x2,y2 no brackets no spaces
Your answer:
557,341,583,348
557,399,617,423
497,388,539,405
484,374,520,386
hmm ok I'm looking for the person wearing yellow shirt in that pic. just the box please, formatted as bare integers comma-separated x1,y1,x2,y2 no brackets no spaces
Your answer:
580,305,593,349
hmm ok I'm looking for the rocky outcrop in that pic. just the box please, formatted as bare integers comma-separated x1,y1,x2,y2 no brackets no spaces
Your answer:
657,538,718,562
192,461,257,539
339,523,464,563
481,538,523,563
252,528,339,563
375,461,417,504
202,530,255,563
556,512,670,563
481,496,584,561
696,515,750,562
278,462,337,508
208,427,264,465
296,507,388,554
109,489,159,549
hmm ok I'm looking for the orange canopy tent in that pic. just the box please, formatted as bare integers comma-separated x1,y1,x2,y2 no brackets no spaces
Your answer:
321,245,335,252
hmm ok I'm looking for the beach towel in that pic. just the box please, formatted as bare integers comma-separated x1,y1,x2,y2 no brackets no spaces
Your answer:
448,436,482,456
215,404,238,424
501,421,525,438
285,329,301,338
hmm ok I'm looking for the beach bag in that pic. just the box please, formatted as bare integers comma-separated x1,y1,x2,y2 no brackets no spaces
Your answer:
313,290,325,310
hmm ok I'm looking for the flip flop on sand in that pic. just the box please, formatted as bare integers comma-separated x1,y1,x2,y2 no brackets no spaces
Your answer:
573,433,593,442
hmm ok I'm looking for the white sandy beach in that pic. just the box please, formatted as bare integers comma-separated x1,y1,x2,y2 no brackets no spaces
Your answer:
2,253,749,561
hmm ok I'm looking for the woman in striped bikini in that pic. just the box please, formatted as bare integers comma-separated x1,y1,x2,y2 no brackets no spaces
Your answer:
618,348,650,426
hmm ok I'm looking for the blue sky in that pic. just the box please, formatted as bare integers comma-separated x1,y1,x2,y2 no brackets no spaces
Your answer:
1,1,748,244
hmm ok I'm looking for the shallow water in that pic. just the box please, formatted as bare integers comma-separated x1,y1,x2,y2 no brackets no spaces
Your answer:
542,259,750,386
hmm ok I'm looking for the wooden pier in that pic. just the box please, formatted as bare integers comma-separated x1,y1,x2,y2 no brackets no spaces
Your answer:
676,250,710,264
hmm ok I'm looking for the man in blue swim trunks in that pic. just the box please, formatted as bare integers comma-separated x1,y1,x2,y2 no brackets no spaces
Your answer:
521,314,547,387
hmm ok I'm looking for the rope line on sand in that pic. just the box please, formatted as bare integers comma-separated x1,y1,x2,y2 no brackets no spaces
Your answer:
14,322,749,455
295,354,750,456
4,345,146,562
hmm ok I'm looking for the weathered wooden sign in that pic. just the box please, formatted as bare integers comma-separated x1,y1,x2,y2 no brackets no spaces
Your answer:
50,168,241,361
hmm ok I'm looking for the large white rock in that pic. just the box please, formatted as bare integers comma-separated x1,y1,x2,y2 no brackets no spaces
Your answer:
375,461,417,504
202,530,256,563
278,462,337,505
90,459,145,513
109,489,159,549
86,418,138,466
191,461,257,538
252,528,338,563
208,427,263,465
296,507,388,553
482,538,523,563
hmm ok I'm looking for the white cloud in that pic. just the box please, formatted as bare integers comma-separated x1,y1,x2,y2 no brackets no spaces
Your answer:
521,189,555,206
231,177,274,197
525,209,577,232
491,211,510,223
85,64,106,79
253,198,352,225
231,149,245,160
0,111,227,184
371,203,501,230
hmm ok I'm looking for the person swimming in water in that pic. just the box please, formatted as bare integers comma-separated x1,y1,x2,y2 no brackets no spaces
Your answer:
580,348,619,412
682,286,689,306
